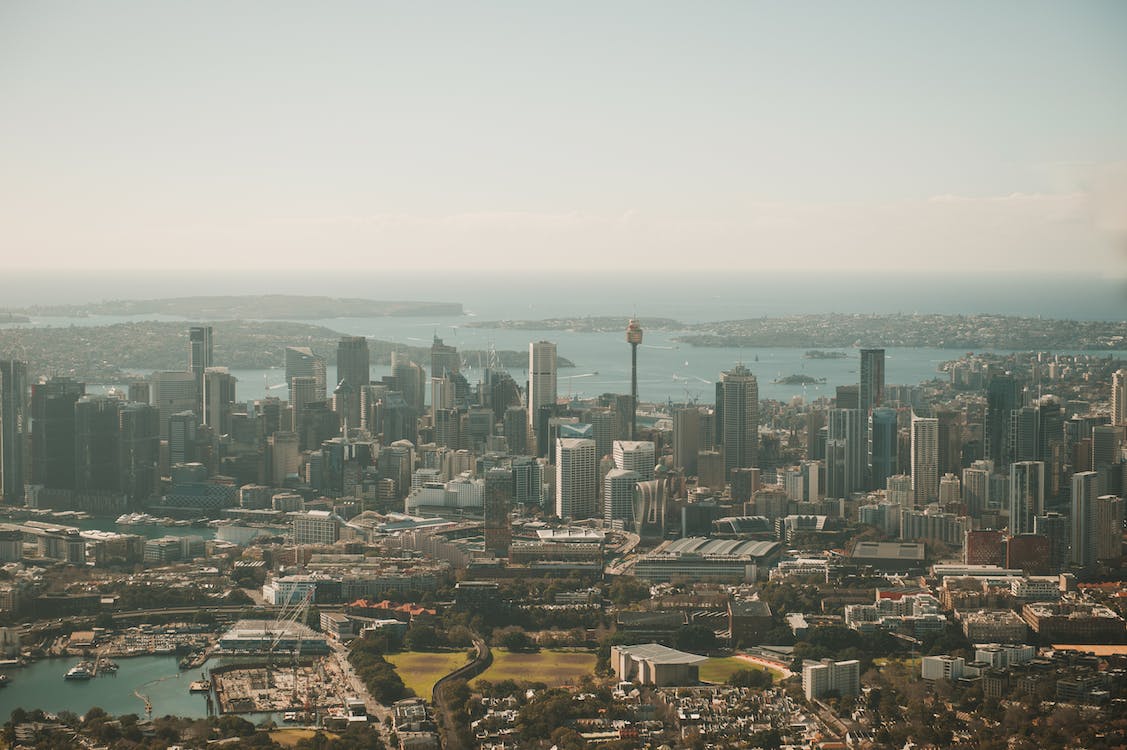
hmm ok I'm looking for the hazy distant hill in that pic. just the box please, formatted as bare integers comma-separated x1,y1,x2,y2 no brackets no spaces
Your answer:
15,295,463,319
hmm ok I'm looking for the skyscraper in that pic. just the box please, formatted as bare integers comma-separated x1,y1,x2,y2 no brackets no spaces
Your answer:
30,377,85,490
1091,424,1124,470
716,364,759,481
935,409,963,478
827,408,864,498
673,407,701,476
202,367,237,435
604,468,640,528
336,336,369,430
75,396,121,493
1113,369,1127,426
528,341,557,434
962,462,991,518
910,414,939,504
1094,495,1124,562
556,437,596,521
1009,461,1044,536
484,466,513,557
985,375,1020,467
868,407,898,492
391,353,427,414
0,360,28,502
151,371,197,438
117,401,159,504
285,346,326,402
1070,470,1099,567
189,326,213,415
859,348,885,416
168,410,198,467
613,440,655,481
430,336,459,379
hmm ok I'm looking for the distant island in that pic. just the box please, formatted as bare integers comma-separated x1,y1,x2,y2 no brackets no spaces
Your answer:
0,311,30,323
14,295,463,320
804,350,848,359
0,320,571,384
775,374,827,385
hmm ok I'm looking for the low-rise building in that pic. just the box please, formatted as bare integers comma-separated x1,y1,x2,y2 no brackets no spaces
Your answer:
960,609,1029,643
611,642,708,687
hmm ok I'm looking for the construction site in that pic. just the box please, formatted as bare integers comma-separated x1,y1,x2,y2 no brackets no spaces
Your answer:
210,591,369,723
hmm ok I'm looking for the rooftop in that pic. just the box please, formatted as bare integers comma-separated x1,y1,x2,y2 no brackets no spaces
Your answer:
615,642,708,665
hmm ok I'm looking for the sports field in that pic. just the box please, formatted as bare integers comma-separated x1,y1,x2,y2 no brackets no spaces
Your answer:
472,648,597,687
386,650,473,699
699,656,780,684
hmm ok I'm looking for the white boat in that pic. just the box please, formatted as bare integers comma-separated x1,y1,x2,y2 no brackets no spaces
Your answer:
65,664,93,680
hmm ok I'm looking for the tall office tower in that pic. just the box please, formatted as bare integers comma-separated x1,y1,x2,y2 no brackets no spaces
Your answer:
434,408,462,450
673,407,701,476
827,408,864,498
289,376,320,433
556,437,596,521
1008,406,1038,464
626,320,643,440
391,353,427,413
168,410,198,467
0,360,28,501
332,379,360,434
483,466,513,556
127,380,150,405
935,410,963,478
1091,424,1124,470
716,364,759,480
985,375,1020,467
503,406,529,455
528,341,558,434
1009,461,1045,535
938,473,961,503
202,367,237,435
868,407,898,492
1071,471,1099,567
485,368,521,421
859,349,885,416
430,336,459,379
285,346,327,402
1113,369,1127,426
604,468,640,528
151,371,197,438
1095,495,1124,561
910,414,939,504
962,463,991,518
380,392,418,444
188,326,213,415
1034,512,1070,573
30,377,85,489
835,385,860,410
337,336,370,388
117,402,159,503
588,408,616,460
613,440,656,482
75,396,121,493
359,383,388,433
267,431,300,486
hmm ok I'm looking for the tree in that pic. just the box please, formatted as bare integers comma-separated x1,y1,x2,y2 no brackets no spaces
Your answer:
495,626,537,652
404,624,441,651
674,624,717,653
726,668,772,689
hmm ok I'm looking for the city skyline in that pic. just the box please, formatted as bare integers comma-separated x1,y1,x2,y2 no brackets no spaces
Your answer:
1,2,1125,273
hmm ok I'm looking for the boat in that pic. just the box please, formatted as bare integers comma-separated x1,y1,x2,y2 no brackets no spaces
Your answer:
283,712,299,723
0,674,10,687
65,663,93,680
188,680,211,693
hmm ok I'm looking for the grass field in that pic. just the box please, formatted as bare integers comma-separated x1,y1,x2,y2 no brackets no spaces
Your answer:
269,729,340,747
386,650,473,699
698,656,778,684
472,648,597,688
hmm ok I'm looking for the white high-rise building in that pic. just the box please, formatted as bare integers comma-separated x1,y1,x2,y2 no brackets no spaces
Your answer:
1009,461,1045,536
910,415,939,504
802,658,860,701
1113,369,1127,426
613,440,656,481
528,341,558,430
604,468,640,528
556,437,596,521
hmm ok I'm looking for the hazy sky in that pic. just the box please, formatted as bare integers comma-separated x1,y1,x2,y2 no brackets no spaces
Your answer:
2,1,1126,273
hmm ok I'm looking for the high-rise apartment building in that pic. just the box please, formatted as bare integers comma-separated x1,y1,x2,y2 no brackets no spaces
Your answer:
910,414,939,504
0,360,28,501
1095,495,1124,562
869,407,898,492
716,364,758,481
528,341,558,435
827,408,864,498
936,409,963,478
985,375,1020,468
604,468,640,528
962,462,991,518
613,440,655,482
556,437,596,521
484,467,513,557
1070,471,1099,568
1112,369,1127,426
1009,461,1044,536
1091,424,1124,470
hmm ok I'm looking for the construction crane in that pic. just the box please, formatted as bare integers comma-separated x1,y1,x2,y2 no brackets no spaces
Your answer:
268,589,313,699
